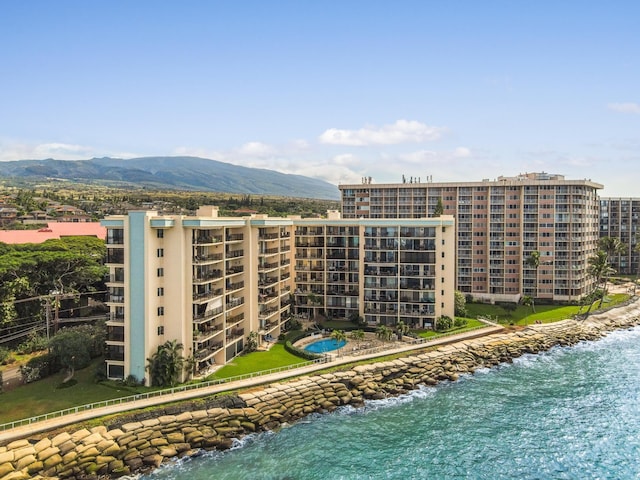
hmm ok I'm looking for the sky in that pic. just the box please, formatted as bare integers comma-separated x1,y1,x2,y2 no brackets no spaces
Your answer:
0,1,638,196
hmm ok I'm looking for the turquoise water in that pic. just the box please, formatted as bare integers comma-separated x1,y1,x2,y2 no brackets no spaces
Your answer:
304,338,346,353
141,326,640,479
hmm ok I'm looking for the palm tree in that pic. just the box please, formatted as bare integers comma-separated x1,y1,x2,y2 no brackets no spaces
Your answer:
146,339,185,387
599,236,625,271
525,250,541,313
376,324,393,342
585,250,616,314
395,320,409,339
633,234,640,294
350,329,365,346
330,329,347,355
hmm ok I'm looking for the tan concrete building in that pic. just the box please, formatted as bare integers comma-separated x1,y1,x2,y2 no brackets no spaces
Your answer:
102,207,455,384
340,172,603,303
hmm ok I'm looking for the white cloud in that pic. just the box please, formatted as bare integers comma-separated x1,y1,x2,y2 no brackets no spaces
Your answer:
0,140,137,161
453,147,472,158
607,102,640,114
236,141,276,157
318,120,445,146
331,154,360,166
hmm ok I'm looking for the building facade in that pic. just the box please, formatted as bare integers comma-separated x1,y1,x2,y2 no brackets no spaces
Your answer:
102,207,455,384
599,197,640,275
340,172,603,303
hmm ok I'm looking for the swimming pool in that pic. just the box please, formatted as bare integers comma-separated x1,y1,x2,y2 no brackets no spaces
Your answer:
304,338,346,353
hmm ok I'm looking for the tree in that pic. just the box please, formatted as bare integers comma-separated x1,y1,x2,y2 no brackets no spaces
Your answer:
350,329,365,346
146,340,186,387
330,329,347,355
48,323,105,381
525,250,541,313
454,290,467,317
349,311,366,327
246,331,259,352
433,198,444,217
395,320,409,338
585,250,616,313
599,236,625,270
49,330,91,380
376,324,393,341
634,235,640,293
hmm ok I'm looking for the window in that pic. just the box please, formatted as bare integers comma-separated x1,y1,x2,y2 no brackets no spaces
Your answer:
157,248,164,258
157,287,164,297
157,326,164,335
157,229,164,239
157,306,164,316
157,268,164,277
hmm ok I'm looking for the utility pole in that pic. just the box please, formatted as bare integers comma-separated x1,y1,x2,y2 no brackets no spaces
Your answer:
44,296,52,342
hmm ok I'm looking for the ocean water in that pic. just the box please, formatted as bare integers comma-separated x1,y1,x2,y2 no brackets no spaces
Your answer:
140,326,640,479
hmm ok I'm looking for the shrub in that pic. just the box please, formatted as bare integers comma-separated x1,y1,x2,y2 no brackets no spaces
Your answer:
284,339,323,361
16,331,48,355
20,352,59,382
435,315,453,331
454,317,467,328
124,374,142,386
0,347,10,365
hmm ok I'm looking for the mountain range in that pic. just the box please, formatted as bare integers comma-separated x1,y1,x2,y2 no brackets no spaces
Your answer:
0,156,340,200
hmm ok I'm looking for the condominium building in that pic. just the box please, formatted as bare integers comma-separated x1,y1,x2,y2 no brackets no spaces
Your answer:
340,172,603,303
599,197,640,275
292,211,455,329
102,207,455,384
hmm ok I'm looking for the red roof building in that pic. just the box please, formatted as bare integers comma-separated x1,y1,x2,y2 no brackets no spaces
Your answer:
0,222,106,244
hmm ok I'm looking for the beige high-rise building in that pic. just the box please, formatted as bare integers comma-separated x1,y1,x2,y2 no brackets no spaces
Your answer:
102,207,455,384
340,172,602,303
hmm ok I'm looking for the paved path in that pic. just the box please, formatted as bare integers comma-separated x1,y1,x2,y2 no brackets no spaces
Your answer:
0,325,504,444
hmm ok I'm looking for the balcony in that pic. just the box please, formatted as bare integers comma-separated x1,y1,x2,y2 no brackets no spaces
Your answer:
193,326,223,343
193,306,224,323
226,249,244,259
108,313,125,323
193,253,224,264
193,270,223,283
194,343,223,361
192,289,223,302
193,236,222,245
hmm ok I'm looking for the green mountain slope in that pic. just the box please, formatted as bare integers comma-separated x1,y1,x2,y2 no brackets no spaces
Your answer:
0,156,340,200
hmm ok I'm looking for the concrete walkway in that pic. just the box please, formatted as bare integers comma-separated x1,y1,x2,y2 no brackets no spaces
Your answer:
0,325,504,444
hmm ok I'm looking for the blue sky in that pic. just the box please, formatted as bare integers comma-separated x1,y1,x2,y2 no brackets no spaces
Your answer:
1,1,638,195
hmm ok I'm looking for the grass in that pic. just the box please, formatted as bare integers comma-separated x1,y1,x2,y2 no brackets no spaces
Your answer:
0,358,155,425
466,293,630,325
413,318,485,339
208,342,306,380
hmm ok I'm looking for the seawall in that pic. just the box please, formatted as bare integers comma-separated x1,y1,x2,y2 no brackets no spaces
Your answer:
2,300,640,480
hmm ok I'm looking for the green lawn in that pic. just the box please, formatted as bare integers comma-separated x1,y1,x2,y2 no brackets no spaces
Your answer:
208,342,308,380
0,358,154,425
466,293,630,325
413,318,485,339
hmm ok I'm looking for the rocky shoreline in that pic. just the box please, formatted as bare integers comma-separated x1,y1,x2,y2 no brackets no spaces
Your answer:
2,299,640,480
